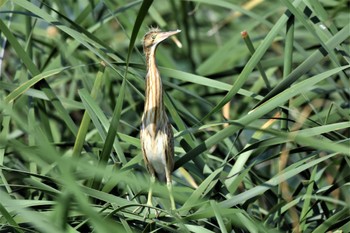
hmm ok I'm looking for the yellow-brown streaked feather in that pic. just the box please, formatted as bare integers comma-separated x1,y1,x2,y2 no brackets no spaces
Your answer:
140,129,155,177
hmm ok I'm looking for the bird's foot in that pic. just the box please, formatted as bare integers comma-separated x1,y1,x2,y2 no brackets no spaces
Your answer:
142,205,160,220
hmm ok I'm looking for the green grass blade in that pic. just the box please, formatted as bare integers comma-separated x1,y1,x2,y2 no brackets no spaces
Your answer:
175,65,350,168
73,63,105,157
220,153,336,208
5,67,68,103
198,1,302,122
258,23,350,106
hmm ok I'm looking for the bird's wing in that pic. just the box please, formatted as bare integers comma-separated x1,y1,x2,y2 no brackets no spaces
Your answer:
165,123,174,173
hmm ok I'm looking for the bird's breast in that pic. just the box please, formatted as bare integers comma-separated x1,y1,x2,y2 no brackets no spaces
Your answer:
141,124,168,178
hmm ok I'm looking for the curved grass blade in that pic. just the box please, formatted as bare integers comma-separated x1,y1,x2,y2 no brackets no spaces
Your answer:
73,63,105,157
78,89,126,164
220,153,337,208
198,1,302,123
257,24,350,106
0,202,25,233
5,67,68,103
0,18,78,136
175,65,350,168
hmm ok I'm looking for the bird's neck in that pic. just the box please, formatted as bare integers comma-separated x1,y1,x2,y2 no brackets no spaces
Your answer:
143,47,166,126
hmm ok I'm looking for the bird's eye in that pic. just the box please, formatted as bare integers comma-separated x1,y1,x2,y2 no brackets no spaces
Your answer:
151,34,156,39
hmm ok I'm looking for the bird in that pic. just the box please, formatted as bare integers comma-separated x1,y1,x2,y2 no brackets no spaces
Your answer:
140,28,181,210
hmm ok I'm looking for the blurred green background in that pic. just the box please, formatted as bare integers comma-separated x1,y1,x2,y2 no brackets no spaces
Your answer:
0,0,349,232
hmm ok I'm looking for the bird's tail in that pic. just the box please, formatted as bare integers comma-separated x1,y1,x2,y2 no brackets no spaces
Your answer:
156,172,166,183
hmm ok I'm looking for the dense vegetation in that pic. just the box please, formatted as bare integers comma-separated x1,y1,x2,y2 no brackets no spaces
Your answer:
0,0,349,232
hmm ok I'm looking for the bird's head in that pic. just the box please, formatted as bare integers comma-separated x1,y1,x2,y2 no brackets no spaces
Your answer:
143,28,181,53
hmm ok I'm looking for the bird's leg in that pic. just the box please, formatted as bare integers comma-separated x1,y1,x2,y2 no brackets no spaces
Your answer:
147,175,156,207
167,181,175,210
144,175,159,219
132,175,154,215
165,168,176,210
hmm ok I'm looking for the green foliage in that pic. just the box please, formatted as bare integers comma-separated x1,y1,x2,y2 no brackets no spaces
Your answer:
0,0,349,232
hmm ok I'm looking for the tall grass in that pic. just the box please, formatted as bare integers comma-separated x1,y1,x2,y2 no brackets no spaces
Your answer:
0,0,349,232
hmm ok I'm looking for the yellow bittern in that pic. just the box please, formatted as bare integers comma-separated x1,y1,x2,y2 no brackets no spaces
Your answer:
140,28,181,210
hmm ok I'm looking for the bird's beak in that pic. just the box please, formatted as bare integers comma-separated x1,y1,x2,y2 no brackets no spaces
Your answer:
155,29,181,45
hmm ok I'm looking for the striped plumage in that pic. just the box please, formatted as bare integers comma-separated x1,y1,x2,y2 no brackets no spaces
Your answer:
140,28,180,210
